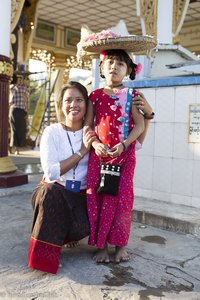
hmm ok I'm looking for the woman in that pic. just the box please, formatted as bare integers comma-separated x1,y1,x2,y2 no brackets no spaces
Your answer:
28,81,96,274
9,74,29,155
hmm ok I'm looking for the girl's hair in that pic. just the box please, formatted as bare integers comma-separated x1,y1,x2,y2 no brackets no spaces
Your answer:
100,49,137,80
57,81,89,122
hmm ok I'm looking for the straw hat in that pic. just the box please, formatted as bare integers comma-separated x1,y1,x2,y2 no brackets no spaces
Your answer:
82,35,157,54
77,20,157,60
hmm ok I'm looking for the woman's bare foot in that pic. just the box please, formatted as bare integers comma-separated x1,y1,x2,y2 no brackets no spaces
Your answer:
93,244,110,263
115,246,130,263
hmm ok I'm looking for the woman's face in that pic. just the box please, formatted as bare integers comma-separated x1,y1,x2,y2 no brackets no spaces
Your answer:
62,87,86,124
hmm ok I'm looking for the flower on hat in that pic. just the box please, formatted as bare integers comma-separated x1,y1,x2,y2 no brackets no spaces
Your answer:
136,63,142,74
84,30,119,43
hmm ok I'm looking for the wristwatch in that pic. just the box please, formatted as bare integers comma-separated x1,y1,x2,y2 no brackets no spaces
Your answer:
144,112,155,119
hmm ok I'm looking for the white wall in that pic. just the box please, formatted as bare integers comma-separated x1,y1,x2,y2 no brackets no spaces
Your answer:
135,85,200,208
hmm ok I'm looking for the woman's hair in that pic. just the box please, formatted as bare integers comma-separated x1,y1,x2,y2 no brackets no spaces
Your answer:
57,81,89,122
100,49,138,80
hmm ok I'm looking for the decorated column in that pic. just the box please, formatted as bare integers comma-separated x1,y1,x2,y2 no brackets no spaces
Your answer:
136,0,190,43
0,0,28,187
136,0,190,78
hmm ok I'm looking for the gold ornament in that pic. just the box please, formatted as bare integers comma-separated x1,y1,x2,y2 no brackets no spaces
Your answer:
0,61,13,77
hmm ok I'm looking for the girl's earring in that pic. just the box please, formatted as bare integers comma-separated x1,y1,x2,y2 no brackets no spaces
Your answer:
124,73,129,80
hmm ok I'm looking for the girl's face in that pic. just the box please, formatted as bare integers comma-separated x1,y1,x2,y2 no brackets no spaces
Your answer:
101,58,129,85
62,87,86,124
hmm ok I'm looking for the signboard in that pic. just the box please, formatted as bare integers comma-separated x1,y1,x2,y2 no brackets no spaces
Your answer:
35,20,56,43
188,104,200,143
65,29,80,47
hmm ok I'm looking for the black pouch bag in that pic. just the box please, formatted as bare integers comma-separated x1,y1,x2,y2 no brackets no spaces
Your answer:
97,163,122,196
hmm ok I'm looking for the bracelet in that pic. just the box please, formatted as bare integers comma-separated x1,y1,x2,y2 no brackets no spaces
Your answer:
144,112,155,119
121,142,126,151
76,151,83,159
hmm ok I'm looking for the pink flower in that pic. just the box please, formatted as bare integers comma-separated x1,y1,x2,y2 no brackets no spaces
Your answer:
84,30,119,43
100,51,106,61
136,63,142,74
110,105,117,111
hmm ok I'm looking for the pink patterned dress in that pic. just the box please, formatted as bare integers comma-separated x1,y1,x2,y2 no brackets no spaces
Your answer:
87,87,137,249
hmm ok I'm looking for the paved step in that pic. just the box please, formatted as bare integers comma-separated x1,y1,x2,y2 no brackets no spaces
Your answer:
133,196,200,238
3,150,200,239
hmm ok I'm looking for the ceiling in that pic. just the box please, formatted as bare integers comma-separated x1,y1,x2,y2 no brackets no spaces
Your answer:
37,0,200,35
37,0,146,35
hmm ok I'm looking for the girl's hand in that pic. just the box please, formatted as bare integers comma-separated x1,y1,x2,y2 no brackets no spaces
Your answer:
93,142,108,157
107,143,123,158
132,91,153,115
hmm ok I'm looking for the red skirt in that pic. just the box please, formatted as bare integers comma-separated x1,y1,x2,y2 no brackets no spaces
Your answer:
28,183,89,274
87,144,136,249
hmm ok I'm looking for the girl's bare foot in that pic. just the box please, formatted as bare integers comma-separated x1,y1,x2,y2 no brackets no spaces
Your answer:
93,244,110,263
115,246,130,263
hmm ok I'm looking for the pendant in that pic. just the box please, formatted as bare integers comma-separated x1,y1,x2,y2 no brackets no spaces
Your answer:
110,95,117,100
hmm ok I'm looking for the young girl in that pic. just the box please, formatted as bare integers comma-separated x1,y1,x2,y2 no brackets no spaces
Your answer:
85,49,146,263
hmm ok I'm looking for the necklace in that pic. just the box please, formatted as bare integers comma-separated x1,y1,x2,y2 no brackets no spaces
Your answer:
107,83,123,89
61,123,78,136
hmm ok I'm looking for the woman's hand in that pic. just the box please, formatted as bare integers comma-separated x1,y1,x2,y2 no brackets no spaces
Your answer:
133,91,154,145
81,126,96,154
132,91,153,115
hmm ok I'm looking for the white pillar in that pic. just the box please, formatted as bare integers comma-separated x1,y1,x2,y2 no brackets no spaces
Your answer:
0,0,11,56
157,0,173,44
92,58,100,90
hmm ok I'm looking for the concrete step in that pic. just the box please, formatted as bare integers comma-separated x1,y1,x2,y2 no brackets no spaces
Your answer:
133,196,200,238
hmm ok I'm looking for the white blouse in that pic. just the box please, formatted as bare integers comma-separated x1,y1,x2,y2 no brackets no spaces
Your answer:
136,140,142,150
40,123,89,189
